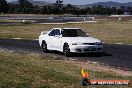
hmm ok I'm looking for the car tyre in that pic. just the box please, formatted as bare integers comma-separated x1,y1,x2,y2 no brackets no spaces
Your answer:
41,41,49,53
95,52,103,56
63,43,71,57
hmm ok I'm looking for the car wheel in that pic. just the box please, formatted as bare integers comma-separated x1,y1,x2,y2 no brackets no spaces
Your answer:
41,41,48,53
63,43,70,57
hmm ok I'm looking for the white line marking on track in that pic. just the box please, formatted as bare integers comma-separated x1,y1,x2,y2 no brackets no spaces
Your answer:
40,23,66,24
12,38,23,40
115,43,132,46
34,39,39,40
39,21,98,24
115,43,124,44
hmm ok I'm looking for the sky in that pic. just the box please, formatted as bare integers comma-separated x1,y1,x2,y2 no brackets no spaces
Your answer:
7,0,132,5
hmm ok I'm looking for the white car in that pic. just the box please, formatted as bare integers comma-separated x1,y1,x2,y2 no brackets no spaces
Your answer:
39,28,103,56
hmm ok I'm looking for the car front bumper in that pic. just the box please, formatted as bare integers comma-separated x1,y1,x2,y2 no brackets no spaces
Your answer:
69,45,103,53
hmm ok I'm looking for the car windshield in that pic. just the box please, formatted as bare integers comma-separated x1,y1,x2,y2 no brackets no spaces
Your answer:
61,29,88,37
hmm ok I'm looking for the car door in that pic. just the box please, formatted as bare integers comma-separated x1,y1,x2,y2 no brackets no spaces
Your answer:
47,29,55,50
52,29,62,51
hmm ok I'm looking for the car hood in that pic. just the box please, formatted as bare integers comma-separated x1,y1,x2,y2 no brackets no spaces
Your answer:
62,37,101,44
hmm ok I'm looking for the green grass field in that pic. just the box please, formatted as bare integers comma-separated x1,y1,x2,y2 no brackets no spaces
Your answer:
0,51,132,88
0,19,132,44
0,16,132,88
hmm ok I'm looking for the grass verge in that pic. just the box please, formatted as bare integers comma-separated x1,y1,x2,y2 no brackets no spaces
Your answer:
0,19,19,22
0,51,132,88
0,20,132,44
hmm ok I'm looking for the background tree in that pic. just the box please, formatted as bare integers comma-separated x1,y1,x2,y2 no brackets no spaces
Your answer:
117,8,124,15
0,0,9,13
4,0,132,15
86,7,92,15
110,7,117,15
18,0,34,13
8,3,20,14
62,4,78,14
56,0,63,7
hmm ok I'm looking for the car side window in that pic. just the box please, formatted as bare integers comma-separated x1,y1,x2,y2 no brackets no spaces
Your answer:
48,29,60,36
48,30,55,36
54,29,60,35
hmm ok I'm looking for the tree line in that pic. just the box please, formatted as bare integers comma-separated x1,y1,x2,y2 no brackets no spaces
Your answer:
0,0,132,15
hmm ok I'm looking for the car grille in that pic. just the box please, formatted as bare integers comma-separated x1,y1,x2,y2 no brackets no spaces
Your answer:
84,48,96,51
83,43,96,45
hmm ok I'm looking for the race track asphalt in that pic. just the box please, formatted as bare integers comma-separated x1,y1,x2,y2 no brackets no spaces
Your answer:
0,38,132,70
